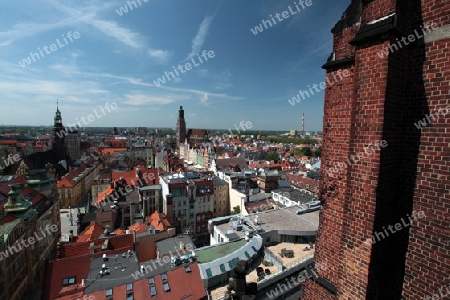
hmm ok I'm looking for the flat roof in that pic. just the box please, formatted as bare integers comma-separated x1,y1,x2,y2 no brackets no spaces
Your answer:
139,185,161,191
195,239,247,263
214,207,319,238
156,235,194,256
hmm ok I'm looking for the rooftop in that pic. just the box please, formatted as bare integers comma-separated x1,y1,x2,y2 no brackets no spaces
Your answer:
156,235,194,256
195,239,247,263
215,208,319,240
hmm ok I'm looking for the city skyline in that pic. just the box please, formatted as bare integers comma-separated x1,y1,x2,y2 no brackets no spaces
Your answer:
0,0,351,131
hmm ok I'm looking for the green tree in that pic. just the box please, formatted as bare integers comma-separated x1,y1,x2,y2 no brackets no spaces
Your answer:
293,147,312,156
313,146,322,157
267,152,279,163
231,205,241,215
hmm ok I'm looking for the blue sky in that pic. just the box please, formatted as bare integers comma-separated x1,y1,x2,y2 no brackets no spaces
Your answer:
0,0,350,131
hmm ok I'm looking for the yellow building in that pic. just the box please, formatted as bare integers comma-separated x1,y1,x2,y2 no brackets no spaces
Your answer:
57,157,102,208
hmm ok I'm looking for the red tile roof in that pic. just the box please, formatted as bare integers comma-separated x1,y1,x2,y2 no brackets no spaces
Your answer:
94,186,114,206
44,255,92,300
100,147,127,156
69,263,207,300
0,139,17,145
285,174,320,193
57,158,96,188
94,166,159,207
46,247,136,300
129,222,148,233
147,210,171,232
114,229,127,235
59,234,134,259
74,222,105,242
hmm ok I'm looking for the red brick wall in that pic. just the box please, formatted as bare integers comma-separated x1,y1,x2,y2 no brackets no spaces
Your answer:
303,0,449,299
402,1,450,298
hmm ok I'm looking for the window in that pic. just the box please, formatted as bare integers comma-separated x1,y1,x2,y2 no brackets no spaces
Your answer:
106,288,113,297
150,286,157,297
228,258,239,269
161,273,167,281
126,283,133,292
220,264,226,272
62,276,76,286
148,277,155,285
206,268,212,277
163,282,170,292
126,296,133,300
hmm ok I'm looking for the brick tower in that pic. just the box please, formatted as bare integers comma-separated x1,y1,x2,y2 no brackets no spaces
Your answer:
176,105,187,148
303,0,449,299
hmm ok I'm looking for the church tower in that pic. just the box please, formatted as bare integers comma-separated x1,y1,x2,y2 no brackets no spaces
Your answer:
176,106,187,148
51,102,69,162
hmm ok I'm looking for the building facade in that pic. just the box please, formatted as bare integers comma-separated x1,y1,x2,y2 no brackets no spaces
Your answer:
0,170,60,300
212,177,229,218
57,157,102,208
65,131,81,161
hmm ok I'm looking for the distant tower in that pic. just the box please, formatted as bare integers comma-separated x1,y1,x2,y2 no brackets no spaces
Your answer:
51,101,70,177
52,101,68,160
176,106,187,147
302,113,305,137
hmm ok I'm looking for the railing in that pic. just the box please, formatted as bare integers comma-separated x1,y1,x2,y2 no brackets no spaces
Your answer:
257,254,314,287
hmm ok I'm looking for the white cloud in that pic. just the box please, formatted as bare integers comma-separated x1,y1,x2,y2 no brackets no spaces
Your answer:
185,15,214,61
89,19,144,49
0,1,171,57
200,93,210,106
97,73,243,101
123,93,190,106
148,48,173,63
215,82,234,90
0,40,12,47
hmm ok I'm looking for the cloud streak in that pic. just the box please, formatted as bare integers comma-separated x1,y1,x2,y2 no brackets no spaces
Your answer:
185,15,214,61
